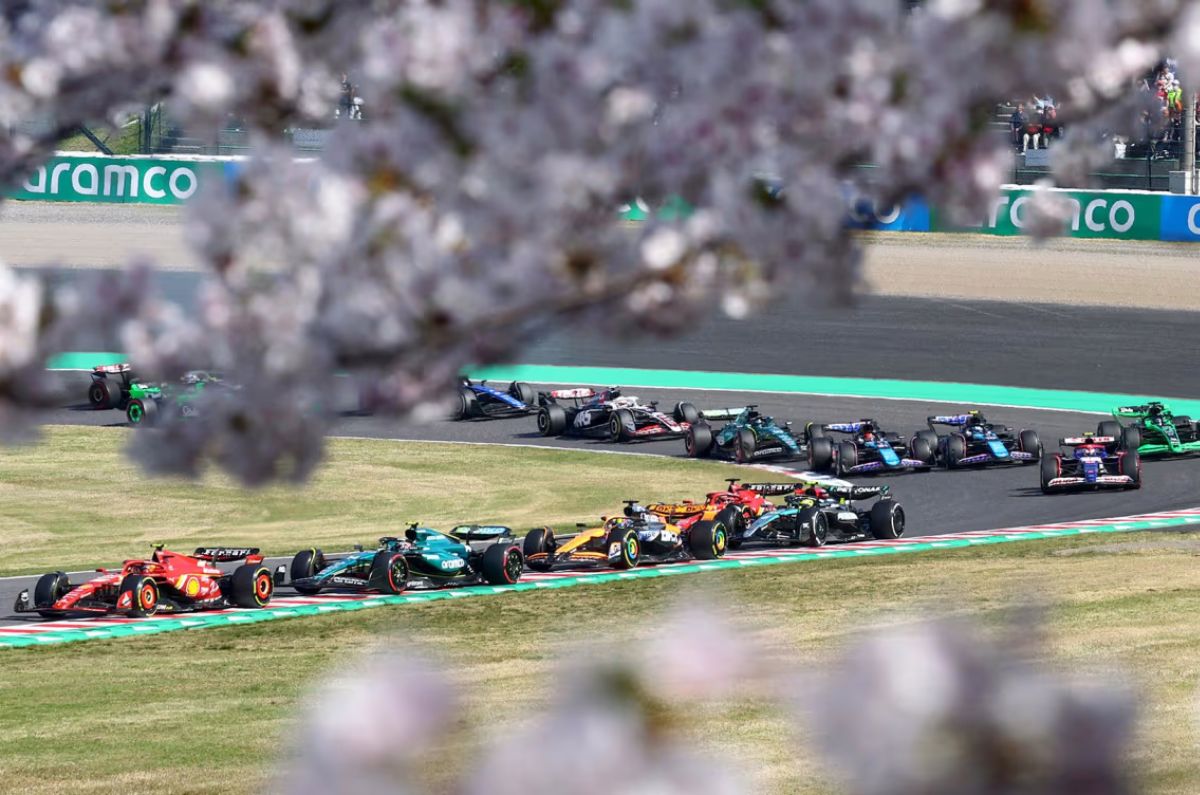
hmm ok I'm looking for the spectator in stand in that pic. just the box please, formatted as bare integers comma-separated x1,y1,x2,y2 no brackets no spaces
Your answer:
1040,103,1060,148
1010,102,1027,152
338,73,355,119
1023,107,1043,153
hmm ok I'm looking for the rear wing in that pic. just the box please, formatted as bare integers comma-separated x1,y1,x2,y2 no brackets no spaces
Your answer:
1113,403,1165,418
698,407,748,421
739,482,805,496
451,525,514,542
824,422,865,434
927,414,970,427
1060,436,1114,446
544,387,596,401
93,363,132,374
193,546,260,562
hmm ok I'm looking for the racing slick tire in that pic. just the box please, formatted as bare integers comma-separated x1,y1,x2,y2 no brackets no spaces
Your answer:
807,436,834,472
1018,430,1042,462
119,574,160,618
688,516,729,560
685,423,714,458
32,571,70,617
945,433,966,468
228,563,274,608
126,398,158,427
88,378,123,409
910,435,936,467
734,428,757,464
716,506,749,550
609,408,635,442
868,500,905,540
835,441,858,477
454,387,479,420
1097,420,1124,452
803,422,827,443
605,526,641,570
1121,425,1142,452
480,543,524,585
1040,454,1062,494
522,528,556,571
367,551,409,594
915,430,939,458
537,405,568,437
1118,450,1142,489
289,548,328,595
508,381,537,406
798,507,827,548
673,402,700,425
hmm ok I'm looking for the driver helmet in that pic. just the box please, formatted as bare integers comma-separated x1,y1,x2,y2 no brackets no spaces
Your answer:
611,396,638,409
861,421,876,442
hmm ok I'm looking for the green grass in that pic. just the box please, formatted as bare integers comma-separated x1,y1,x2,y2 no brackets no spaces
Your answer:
57,123,143,155
0,426,756,575
3,529,1200,794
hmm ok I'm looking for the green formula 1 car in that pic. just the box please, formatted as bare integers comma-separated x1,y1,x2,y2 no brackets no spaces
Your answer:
1099,402,1200,458
125,371,227,427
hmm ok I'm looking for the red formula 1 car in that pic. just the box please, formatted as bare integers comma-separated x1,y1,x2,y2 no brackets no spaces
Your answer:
643,479,799,548
14,546,274,619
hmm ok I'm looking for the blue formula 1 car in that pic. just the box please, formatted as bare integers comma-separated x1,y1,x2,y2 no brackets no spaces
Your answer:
683,405,804,463
1040,433,1140,494
806,419,934,476
912,411,1041,468
453,378,539,420
280,524,524,594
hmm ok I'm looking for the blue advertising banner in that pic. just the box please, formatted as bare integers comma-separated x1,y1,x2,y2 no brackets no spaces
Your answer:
1158,195,1200,241
843,194,931,232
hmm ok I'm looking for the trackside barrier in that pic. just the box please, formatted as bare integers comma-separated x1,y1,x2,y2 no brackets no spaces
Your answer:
9,154,1200,242
4,509,1200,648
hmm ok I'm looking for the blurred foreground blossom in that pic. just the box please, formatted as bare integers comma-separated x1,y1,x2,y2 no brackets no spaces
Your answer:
0,0,1188,480
806,619,1135,795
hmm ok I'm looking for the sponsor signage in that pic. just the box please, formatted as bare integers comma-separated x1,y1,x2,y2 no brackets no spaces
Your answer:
6,155,232,205
932,188,1161,240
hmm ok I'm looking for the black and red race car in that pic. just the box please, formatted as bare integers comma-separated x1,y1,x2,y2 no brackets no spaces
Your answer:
88,363,135,410
14,546,274,619
536,386,699,442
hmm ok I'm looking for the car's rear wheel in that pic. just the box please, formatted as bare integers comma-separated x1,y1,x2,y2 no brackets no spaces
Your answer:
798,507,827,547
89,378,123,409
508,381,537,406
126,398,158,426
537,405,567,436
609,408,635,442
868,500,905,540
289,548,327,595
945,433,966,468
33,571,70,617
605,527,640,570
1121,425,1142,452
522,528,555,571
228,564,274,608
685,423,714,457
480,544,523,585
715,506,748,550
1097,420,1125,452
1018,429,1042,462
807,436,834,472
910,435,935,467
673,402,700,425
734,428,757,464
1040,454,1061,494
835,441,858,476
1119,450,1142,489
454,387,479,420
915,430,939,457
688,517,729,560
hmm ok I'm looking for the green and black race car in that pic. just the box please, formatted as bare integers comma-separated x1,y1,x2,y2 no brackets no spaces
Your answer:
1099,402,1200,458
125,371,228,426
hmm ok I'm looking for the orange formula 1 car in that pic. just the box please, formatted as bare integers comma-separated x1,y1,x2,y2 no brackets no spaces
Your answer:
522,501,727,571
643,479,802,549
14,546,274,619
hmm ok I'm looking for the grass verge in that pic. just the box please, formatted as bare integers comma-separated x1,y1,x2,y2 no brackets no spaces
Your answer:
0,426,756,575
3,529,1200,794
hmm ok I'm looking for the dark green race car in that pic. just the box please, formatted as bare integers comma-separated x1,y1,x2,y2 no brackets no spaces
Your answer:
1100,402,1200,458
126,371,226,427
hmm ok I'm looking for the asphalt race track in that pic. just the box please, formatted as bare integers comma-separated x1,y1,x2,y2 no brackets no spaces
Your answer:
6,267,1200,627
